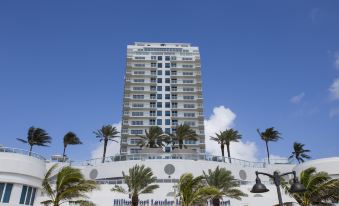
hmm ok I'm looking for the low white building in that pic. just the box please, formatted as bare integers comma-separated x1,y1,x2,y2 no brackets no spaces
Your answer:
1,147,338,206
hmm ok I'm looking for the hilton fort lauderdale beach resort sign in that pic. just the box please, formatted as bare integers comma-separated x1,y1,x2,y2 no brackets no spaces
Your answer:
112,199,231,206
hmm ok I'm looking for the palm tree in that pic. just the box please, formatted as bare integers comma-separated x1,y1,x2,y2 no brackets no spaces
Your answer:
93,125,120,163
210,132,226,160
282,167,339,206
211,129,241,163
137,126,167,148
257,127,282,164
289,142,311,164
17,126,52,155
171,124,198,149
41,164,98,206
112,165,159,206
203,166,247,206
62,131,82,161
177,173,219,206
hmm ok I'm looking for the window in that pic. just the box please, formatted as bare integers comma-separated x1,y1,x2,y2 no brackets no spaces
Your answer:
157,56,162,61
135,56,145,60
132,112,144,116
157,70,162,75
172,103,178,108
165,128,171,134
172,94,177,99
165,119,171,125
130,148,142,154
183,72,193,76
171,71,177,75
165,78,170,83
151,78,156,83
131,121,143,125
133,95,144,99
150,94,156,99
157,78,162,83
183,96,194,100
171,63,177,67
157,111,162,116
157,86,162,91
19,185,36,205
149,119,156,125
157,94,162,99
182,57,193,61
122,129,128,134
150,111,156,116
183,87,194,92
157,119,162,125
157,63,162,68
184,121,196,126
171,78,177,83
165,102,170,108
165,71,170,76
151,56,156,60
185,139,197,144
132,103,144,108
151,63,157,67
150,102,156,108
165,56,170,61
165,94,170,99
131,130,143,135
184,104,195,108
172,119,178,125
165,63,170,68
171,56,176,60
134,71,145,75
165,86,170,91
150,86,156,91
182,64,193,68
184,113,195,117
133,79,145,83
151,71,156,76
134,64,145,67
0,183,13,203
165,111,170,116
183,80,194,84
130,139,141,145
157,102,162,108
133,87,144,91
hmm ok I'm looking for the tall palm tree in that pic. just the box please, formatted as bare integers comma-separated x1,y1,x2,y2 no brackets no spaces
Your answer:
41,164,98,206
112,165,159,206
289,142,311,164
203,166,247,206
171,124,198,149
137,126,167,148
210,132,226,160
177,173,219,206
93,125,120,163
62,131,82,161
17,126,52,155
257,127,282,164
211,129,241,163
282,167,339,206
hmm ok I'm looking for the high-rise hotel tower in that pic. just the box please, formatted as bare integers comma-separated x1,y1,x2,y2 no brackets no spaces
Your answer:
120,42,205,155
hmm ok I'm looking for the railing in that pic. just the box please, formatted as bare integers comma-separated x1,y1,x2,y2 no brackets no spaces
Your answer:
78,153,270,168
0,147,46,160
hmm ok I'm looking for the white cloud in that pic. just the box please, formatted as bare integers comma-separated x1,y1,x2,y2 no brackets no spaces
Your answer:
290,92,305,104
329,107,339,118
204,106,258,161
91,122,121,159
329,78,339,100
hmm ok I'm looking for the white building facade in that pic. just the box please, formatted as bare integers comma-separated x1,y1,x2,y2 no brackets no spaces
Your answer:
121,42,205,155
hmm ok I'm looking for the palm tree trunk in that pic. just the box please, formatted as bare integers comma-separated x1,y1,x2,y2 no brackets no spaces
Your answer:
212,197,220,206
265,141,270,164
132,194,139,206
221,144,225,162
179,139,183,149
102,139,108,163
29,145,33,156
62,146,66,162
226,143,231,163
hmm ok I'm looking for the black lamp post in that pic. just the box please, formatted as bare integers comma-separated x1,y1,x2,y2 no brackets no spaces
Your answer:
250,171,306,206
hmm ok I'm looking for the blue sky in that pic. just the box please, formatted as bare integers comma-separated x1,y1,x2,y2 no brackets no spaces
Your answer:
1,0,339,161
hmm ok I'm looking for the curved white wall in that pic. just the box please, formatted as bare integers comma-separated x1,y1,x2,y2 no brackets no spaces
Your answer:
293,157,339,179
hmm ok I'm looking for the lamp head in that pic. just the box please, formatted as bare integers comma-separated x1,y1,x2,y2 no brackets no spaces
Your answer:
251,176,269,193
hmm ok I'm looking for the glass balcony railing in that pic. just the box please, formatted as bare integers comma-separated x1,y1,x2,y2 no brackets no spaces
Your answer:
0,147,45,160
